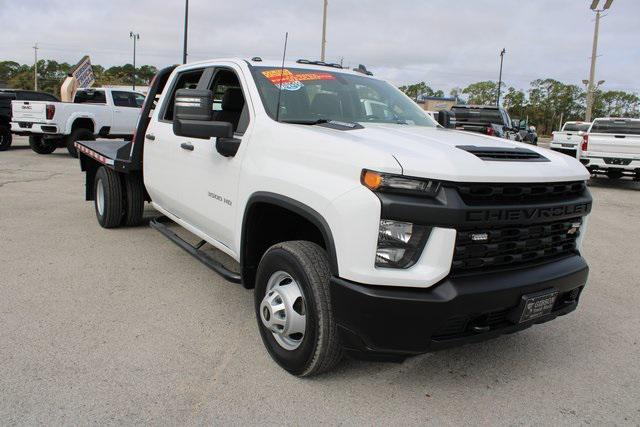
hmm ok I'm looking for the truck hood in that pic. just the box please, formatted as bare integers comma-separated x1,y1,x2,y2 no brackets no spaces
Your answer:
312,123,590,183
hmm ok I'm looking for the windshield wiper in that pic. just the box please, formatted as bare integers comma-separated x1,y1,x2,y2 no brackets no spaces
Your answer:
279,119,330,125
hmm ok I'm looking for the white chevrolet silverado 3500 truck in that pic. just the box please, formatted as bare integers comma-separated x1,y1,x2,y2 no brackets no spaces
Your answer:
550,121,591,158
580,117,640,180
11,87,145,157
74,59,592,376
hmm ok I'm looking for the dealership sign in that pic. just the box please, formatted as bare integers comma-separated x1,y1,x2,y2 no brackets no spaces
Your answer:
71,56,95,88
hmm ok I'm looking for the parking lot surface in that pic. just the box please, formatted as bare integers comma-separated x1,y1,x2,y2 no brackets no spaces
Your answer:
1,136,639,425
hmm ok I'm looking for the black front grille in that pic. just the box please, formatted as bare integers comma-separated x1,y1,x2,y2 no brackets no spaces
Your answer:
451,181,587,205
452,218,581,275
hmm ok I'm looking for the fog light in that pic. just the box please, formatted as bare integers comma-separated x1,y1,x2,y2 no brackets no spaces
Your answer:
375,220,430,268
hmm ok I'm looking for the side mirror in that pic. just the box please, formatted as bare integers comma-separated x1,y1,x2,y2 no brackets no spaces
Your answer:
173,88,233,139
437,110,451,128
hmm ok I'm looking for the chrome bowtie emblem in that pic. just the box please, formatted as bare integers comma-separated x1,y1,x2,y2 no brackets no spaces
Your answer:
471,233,489,242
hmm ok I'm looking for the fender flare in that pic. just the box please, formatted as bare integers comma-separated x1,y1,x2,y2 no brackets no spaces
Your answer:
240,192,339,285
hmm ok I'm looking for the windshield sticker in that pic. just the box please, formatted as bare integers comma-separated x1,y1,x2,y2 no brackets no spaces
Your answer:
262,69,335,91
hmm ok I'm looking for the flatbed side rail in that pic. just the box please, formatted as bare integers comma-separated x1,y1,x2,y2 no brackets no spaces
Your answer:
76,142,115,166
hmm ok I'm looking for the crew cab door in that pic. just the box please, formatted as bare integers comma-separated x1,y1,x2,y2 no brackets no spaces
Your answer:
111,91,145,134
144,67,207,220
179,64,252,251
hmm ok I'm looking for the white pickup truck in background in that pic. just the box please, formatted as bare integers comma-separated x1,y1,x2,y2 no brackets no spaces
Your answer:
550,121,591,158
581,118,640,180
11,88,145,157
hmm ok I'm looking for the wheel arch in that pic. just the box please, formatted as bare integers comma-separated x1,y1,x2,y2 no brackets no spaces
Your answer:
68,116,95,134
240,192,339,289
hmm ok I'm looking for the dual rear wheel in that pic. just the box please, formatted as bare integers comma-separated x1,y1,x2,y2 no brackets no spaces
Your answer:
94,166,145,228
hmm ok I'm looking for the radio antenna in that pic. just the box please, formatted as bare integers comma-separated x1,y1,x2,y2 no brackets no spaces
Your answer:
275,32,288,122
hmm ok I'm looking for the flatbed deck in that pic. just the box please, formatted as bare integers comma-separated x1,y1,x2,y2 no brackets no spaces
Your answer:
76,139,136,171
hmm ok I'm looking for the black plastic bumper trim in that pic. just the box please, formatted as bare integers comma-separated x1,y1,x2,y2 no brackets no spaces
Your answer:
330,255,588,356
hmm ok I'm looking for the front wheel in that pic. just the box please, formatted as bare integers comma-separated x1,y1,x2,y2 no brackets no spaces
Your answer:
0,125,12,151
255,241,342,377
29,135,57,154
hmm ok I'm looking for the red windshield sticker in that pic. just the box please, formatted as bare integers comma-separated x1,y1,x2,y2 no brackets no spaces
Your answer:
262,69,335,91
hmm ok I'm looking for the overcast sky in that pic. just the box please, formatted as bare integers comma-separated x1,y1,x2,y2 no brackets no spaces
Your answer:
1,0,638,94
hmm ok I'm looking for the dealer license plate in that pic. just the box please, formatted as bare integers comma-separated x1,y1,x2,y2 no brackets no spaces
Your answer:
515,289,558,323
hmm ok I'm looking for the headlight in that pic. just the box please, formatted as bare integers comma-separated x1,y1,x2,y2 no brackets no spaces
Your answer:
376,220,431,268
361,170,441,197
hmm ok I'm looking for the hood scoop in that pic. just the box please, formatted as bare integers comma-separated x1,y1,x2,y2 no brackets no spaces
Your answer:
456,145,549,162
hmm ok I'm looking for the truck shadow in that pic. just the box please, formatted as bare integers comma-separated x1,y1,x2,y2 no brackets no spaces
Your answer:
320,329,571,387
588,177,640,191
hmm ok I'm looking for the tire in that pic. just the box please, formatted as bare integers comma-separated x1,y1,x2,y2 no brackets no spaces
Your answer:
28,135,57,154
255,241,342,377
0,125,12,151
122,173,145,226
66,128,94,158
94,166,124,228
606,170,623,180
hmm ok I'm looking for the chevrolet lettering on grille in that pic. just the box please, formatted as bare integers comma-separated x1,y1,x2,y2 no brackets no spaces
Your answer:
466,203,591,223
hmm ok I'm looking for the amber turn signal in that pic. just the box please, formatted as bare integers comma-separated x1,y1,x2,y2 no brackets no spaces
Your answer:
361,170,383,190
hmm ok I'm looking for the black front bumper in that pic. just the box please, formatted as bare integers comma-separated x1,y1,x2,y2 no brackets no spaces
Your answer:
331,255,588,358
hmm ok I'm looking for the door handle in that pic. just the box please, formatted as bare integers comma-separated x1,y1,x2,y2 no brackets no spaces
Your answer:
145,133,155,141
180,142,194,151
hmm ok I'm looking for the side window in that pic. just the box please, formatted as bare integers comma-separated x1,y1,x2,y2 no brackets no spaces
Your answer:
162,69,205,121
133,93,145,108
208,69,249,134
112,91,132,107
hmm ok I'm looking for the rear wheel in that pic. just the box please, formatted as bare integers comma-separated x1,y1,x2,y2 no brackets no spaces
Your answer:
29,135,57,154
122,173,145,226
255,241,342,377
66,128,94,158
94,166,123,228
0,125,12,151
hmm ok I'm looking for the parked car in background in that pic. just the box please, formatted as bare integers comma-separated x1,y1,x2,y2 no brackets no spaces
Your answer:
0,89,59,151
10,87,145,157
424,110,439,121
580,117,640,180
511,117,538,145
74,59,592,376
450,105,518,140
550,121,591,158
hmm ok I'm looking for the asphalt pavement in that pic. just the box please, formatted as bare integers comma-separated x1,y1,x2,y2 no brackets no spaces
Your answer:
1,136,639,425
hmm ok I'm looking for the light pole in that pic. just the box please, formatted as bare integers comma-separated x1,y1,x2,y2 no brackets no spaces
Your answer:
129,31,140,90
496,48,506,106
320,0,328,61
583,78,605,117
33,42,38,91
183,0,189,64
585,0,613,122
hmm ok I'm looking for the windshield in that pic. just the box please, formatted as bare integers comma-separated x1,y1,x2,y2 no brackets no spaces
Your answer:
590,119,640,135
250,66,436,126
563,123,590,132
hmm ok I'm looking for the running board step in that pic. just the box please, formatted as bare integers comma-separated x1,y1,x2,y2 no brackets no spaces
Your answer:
150,216,242,284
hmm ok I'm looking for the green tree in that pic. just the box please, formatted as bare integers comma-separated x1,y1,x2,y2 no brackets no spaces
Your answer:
503,87,526,117
462,81,498,105
398,82,429,101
